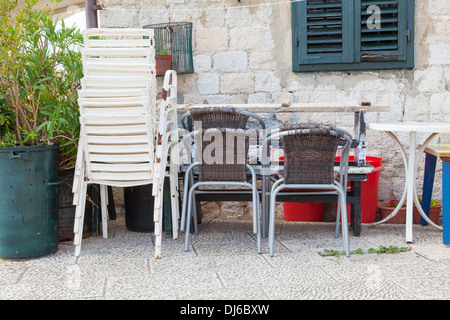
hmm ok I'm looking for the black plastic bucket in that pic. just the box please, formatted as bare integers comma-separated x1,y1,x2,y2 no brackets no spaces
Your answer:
124,184,155,232
0,145,60,259
58,169,93,242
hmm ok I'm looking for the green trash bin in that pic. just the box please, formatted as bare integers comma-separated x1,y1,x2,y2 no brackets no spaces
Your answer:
0,145,60,259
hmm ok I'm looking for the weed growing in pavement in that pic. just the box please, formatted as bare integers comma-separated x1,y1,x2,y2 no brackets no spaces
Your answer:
319,245,409,258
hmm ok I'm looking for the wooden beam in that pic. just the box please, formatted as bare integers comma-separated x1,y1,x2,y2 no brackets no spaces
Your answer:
176,102,390,114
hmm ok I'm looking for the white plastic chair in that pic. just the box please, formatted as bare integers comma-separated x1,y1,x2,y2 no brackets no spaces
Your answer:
74,28,179,259
78,96,150,116
152,70,180,258
73,114,156,257
80,28,157,121
80,76,153,91
82,47,155,65
74,72,179,258
79,76,157,120
83,28,155,49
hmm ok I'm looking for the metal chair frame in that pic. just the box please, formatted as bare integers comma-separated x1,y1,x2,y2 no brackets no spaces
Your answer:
179,109,267,254
266,126,352,257
183,162,261,253
178,108,268,234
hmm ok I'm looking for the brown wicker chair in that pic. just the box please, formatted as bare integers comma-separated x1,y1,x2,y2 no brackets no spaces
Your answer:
179,108,266,254
267,124,352,257
179,107,254,131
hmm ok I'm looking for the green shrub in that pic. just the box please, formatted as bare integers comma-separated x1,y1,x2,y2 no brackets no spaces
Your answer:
0,0,84,169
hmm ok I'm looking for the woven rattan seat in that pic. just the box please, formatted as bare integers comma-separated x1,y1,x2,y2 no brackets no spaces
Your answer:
279,124,345,185
198,128,250,182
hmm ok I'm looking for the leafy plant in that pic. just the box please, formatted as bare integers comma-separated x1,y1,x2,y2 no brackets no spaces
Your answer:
319,248,364,258
319,246,408,258
386,199,406,207
319,249,343,258
158,49,169,55
0,0,84,169
367,245,408,254
386,196,440,208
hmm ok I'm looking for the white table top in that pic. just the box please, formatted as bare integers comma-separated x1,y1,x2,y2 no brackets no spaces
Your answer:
367,121,450,133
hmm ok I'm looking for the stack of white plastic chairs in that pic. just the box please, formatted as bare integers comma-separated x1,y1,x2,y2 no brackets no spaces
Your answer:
72,28,179,259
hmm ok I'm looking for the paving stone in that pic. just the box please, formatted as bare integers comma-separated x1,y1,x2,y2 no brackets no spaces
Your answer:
1,217,449,300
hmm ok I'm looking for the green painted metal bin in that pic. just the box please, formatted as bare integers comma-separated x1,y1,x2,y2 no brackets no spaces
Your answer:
0,145,60,259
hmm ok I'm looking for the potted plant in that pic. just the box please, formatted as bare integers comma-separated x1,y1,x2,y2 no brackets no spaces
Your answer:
378,197,442,225
155,49,172,76
0,0,84,259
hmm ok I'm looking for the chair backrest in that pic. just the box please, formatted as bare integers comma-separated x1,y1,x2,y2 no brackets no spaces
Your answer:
80,114,154,186
79,76,157,108
78,96,150,116
279,124,346,185
196,128,253,182
190,107,249,129
78,89,147,99
82,48,155,65
180,107,266,131
83,28,154,49
83,62,156,78
81,76,152,91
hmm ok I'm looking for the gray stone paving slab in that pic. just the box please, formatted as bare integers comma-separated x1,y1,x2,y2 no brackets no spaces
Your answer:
1,216,450,300
177,287,268,300
261,280,417,300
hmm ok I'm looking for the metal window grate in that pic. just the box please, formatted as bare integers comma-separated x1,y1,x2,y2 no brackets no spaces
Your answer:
144,22,194,75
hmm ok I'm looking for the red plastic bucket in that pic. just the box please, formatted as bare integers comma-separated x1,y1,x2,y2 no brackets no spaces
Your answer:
361,156,383,223
279,156,325,222
283,202,324,221
335,156,383,223
280,156,383,223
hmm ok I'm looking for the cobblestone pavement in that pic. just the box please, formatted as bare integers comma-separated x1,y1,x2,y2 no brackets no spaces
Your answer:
1,215,450,301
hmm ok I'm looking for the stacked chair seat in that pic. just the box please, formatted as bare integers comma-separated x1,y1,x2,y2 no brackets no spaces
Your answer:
73,28,179,259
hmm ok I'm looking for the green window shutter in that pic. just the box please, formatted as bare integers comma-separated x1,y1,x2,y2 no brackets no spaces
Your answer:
358,0,410,63
292,0,355,70
292,0,414,71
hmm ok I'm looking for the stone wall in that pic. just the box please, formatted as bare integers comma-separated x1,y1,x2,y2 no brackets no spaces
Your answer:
99,0,450,219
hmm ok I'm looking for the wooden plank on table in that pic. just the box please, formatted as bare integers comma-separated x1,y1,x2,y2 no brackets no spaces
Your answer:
176,102,390,114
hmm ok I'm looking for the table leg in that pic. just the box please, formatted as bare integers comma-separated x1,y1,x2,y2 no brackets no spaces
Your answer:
412,133,442,229
369,129,443,243
443,162,450,245
352,181,362,237
261,138,271,238
261,173,267,238
405,131,417,243
354,110,367,167
421,154,437,226
261,173,270,238
370,131,408,226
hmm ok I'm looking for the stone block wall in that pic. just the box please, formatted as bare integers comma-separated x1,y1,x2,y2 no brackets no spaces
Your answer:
99,0,450,220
